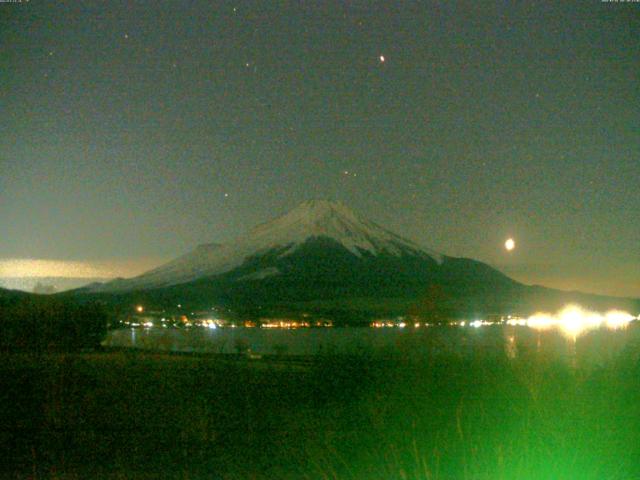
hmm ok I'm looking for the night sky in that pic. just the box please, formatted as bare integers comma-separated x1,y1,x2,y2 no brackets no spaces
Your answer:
1,0,638,297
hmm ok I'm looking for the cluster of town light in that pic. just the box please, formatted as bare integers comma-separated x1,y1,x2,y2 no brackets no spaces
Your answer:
514,305,636,338
129,304,636,336
262,320,307,329
127,305,335,329
370,305,638,339
455,306,637,339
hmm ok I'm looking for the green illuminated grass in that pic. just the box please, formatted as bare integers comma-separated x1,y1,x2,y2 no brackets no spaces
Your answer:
1,341,639,479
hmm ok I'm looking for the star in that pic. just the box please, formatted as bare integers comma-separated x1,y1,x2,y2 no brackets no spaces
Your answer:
379,55,385,63
224,193,229,198
123,33,129,39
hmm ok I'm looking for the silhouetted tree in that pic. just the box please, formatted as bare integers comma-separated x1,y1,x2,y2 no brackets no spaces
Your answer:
0,297,110,352
409,284,450,322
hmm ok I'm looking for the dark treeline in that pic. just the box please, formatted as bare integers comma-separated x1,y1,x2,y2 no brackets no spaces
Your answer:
0,296,110,352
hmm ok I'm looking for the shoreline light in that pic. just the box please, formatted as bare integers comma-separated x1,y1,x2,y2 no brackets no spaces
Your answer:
512,305,636,338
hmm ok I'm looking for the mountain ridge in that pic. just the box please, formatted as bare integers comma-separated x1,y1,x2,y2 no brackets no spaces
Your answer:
73,200,639,319
89,200,443,292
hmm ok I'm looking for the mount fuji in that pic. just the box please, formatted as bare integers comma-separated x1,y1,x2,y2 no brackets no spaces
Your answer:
78,200,637,319
92,200,447,292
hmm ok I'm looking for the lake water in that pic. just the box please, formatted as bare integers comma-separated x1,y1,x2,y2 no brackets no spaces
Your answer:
104,322,640,366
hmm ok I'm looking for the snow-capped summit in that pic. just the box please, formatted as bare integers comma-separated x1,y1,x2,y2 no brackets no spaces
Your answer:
76,201,636,317
93,200,443,291
246,200,441,259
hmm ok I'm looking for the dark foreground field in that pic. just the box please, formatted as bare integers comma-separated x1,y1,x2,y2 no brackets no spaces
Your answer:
2,343,640,479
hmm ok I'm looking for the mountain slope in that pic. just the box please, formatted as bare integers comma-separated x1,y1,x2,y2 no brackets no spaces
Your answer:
78,200,638,319
0,287,32,308
0,287,31,299
91,200,443,292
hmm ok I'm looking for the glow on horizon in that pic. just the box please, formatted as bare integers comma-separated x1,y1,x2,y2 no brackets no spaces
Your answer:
0,257,166,279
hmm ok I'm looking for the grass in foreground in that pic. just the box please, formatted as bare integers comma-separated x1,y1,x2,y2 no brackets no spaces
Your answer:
1,340,640,479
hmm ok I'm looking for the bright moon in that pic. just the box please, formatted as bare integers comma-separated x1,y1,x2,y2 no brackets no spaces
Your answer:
505,238,515,251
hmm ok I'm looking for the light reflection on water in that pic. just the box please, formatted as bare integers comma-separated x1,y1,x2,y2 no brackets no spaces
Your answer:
104,322,640,366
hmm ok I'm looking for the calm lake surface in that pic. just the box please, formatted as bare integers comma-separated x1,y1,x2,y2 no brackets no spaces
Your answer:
104,323,640,365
